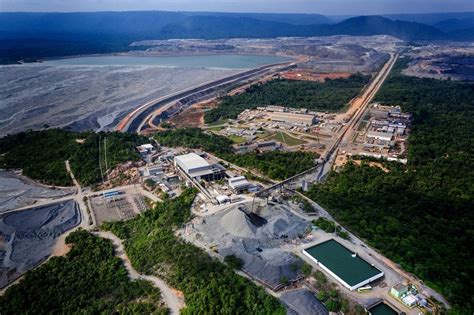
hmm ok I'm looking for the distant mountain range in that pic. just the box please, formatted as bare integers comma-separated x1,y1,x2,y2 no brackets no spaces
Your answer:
0,11,473,63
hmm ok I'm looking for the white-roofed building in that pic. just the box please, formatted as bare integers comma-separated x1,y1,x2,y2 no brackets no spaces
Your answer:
367,131,393,142
228,176,251,193
174,153,226,181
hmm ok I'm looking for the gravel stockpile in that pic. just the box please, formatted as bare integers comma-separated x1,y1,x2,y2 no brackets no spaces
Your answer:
0,171,74,213
281,289,328,315
220,208,257,238
0,200,81,288
192,203,309,289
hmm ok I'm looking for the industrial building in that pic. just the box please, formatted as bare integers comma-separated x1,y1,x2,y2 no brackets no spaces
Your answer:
174,153,226,181
228,176,251,193
366,131,394,142
303,239,384,291
136,144,155,155
268,111,316,126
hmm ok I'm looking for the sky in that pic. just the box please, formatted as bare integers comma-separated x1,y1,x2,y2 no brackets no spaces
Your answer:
0,0,473,15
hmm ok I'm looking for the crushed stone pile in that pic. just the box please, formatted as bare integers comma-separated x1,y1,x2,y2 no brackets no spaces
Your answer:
191,202,310,289
281,289,328,315
220,208,257,238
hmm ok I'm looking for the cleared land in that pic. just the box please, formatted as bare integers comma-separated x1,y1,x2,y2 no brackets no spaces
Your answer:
271,132,307,146
0,65,238,136
0,200,81,288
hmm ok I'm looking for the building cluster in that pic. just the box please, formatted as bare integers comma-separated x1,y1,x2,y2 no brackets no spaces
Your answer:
233,141,281,155
238,105,318,130
137,142,260,206
358,104,411,161
390,283,434,311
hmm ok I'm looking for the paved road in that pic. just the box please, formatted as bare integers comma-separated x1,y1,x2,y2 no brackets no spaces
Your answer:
96,231,184,315
117,61,294,133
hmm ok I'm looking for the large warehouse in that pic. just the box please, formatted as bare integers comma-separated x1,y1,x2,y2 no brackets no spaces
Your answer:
303,239,384,291
174,153,226,181
268,111,316,126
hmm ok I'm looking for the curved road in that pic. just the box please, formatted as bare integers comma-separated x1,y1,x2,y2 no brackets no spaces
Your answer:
96,231,184,314
116,61,294,133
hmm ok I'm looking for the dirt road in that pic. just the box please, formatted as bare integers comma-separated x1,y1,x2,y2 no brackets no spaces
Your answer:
96,231,184,315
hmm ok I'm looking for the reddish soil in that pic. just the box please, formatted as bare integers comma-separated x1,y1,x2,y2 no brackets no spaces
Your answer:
281,71,352,82
170,100,218,128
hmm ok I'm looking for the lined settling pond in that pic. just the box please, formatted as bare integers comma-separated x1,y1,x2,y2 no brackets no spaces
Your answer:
367,302,399,315
303,239,383,290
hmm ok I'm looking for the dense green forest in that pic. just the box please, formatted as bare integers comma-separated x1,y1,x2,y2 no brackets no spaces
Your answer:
226,151,317,180
306,58,474,313
0,230,167,314
155,128,233,154
104,189,285,314
205,74,371,123
155,128,318,180
0,129,147,186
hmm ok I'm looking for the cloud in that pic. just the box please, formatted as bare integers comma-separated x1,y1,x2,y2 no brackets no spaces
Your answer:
1,0,473,14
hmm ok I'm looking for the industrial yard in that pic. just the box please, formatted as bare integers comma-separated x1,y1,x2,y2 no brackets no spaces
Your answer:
0,32,464,314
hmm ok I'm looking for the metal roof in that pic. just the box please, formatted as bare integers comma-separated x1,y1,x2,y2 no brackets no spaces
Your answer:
174,153,210,171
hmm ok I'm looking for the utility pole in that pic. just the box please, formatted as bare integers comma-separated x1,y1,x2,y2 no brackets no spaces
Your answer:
104,137,108,181
98,135,105,185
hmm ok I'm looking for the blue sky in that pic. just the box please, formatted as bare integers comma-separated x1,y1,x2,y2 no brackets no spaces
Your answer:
1,0,473,15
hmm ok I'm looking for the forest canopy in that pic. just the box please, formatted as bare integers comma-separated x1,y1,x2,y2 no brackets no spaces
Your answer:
104,188,285,314
205,74,371,123
0,129,147,186
0,230,167,314
154,128,318,180
306,58,474,313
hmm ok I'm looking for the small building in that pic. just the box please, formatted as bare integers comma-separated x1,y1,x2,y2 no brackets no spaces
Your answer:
367,131,393,142
390,283,409,298
402,295,417,307
265,105,286,112
142,165,164,178
174,153,226,181
257,141,280,152
268,111,316,126
233,144,257,154
216,195,230,205
136,144,155,155
228,176,251,193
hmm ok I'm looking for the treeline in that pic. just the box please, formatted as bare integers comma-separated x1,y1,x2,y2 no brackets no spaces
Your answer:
0,230,167,314
103,189,285,314
0,129,147,186
205,74,371,123
306,59,474,312
154,128,233,154
155,128,318,180
226,151,317,180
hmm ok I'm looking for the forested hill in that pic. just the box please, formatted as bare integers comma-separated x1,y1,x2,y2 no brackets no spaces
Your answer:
2,11,473,63
0,129,147,186
306,58,474,313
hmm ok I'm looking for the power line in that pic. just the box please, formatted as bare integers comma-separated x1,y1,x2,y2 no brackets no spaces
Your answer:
104,136,108,181
98,135,105,184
